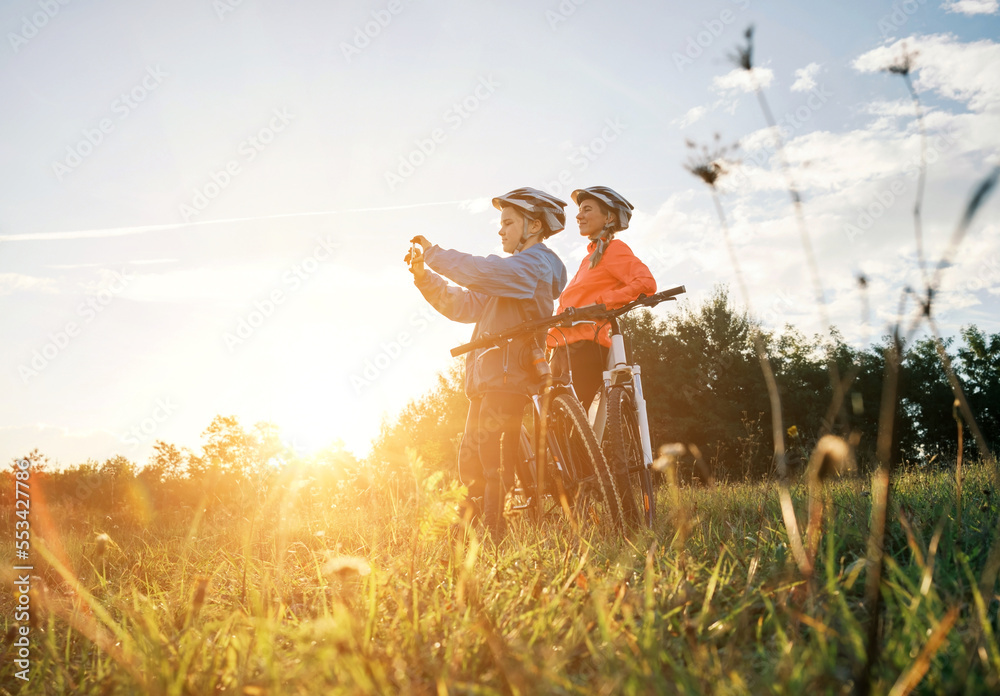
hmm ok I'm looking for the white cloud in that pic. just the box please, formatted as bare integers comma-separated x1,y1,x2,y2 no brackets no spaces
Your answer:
791,62,821,92
675,105,708,129
719,125,934,196
862,99,920,118
0,273,58,296
717,35,1000,201
941,0,999,15
712,67,775,94
854,34,1000,112
457,197,493,214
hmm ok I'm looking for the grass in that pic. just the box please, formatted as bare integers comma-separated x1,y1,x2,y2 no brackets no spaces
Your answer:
2,459,998,695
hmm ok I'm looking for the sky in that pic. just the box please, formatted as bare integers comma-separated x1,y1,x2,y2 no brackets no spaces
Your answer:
2,0,999,469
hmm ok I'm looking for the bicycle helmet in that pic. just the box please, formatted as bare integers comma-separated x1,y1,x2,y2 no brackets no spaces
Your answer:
571,186,634,232
491,187,568,237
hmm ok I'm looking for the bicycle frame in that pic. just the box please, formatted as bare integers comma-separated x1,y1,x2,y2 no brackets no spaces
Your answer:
473,344,585,496
589,316,653,471
553,286,687,476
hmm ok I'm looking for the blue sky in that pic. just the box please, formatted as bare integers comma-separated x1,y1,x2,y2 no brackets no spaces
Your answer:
2,0,999,467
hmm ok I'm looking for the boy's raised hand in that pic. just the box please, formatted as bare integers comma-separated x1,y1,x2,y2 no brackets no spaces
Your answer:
405,240,426,279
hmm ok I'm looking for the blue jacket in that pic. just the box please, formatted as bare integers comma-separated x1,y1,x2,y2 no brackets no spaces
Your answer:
415,243,568,397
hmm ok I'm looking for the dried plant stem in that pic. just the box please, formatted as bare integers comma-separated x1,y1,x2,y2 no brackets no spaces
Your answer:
819,278,873,437
925,167,1000,306
902,73,930,289
749,74,846,424
536,391,549,524
923,314,1000,676
926,314,997,473
954,400,963,531
711,189,810,576
857,333,903,695
905,167,1000,481
887,607,959,696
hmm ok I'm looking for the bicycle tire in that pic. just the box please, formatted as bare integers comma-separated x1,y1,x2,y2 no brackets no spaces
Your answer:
546,393,625,530
606,386,655,529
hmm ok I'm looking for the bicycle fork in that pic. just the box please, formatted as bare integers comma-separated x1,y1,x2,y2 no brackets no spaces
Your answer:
631,367,654,470
600,331,653,471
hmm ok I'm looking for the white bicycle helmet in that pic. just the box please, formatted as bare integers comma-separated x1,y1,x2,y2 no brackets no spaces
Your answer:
571,186,634,232
491,187,568,237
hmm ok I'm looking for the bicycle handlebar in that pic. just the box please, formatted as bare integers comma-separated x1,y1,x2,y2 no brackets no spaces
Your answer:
450,284,686,357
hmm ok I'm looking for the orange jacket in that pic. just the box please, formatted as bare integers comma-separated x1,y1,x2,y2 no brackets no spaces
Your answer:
547,239,656,348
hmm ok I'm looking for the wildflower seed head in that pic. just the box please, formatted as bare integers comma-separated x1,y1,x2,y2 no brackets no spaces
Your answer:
323,555,372,580
806,435,854,483
885,43,917,77
653,443,687,472
684,136,739,189
95,533,111,558
191,575,209,611
729,25,754,71
688,162,725,187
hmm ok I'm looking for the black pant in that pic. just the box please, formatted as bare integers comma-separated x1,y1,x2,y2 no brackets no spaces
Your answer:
550,341,609,413
458,392,529,533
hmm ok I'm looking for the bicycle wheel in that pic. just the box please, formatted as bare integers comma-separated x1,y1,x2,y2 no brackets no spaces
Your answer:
605,386,655,528
546,392,625,530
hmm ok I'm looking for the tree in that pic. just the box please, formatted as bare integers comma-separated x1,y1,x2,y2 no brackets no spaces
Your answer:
629,285,772,478
956,326,1000,457
367,361,468,484
10,448,50,474
99,454,136,509
898,336,956,462
200,416,283,478
140,440,187,483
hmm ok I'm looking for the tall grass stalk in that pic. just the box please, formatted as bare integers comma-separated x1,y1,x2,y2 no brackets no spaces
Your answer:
733,27,847,422
686,156,810,579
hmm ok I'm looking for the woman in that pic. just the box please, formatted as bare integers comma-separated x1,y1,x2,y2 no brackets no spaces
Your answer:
548,186,656,411
408,187,568,539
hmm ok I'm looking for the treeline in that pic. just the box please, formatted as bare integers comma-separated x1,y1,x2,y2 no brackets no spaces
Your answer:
5,286,998,522
371,286,999,481
1,417,370,528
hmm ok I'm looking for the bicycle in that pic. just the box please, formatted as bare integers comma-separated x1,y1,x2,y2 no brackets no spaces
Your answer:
450,306,627,531
550,285,687,529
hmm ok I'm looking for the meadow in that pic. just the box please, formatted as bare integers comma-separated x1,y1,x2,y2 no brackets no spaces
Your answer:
5,22,999,696
2,455,998,695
